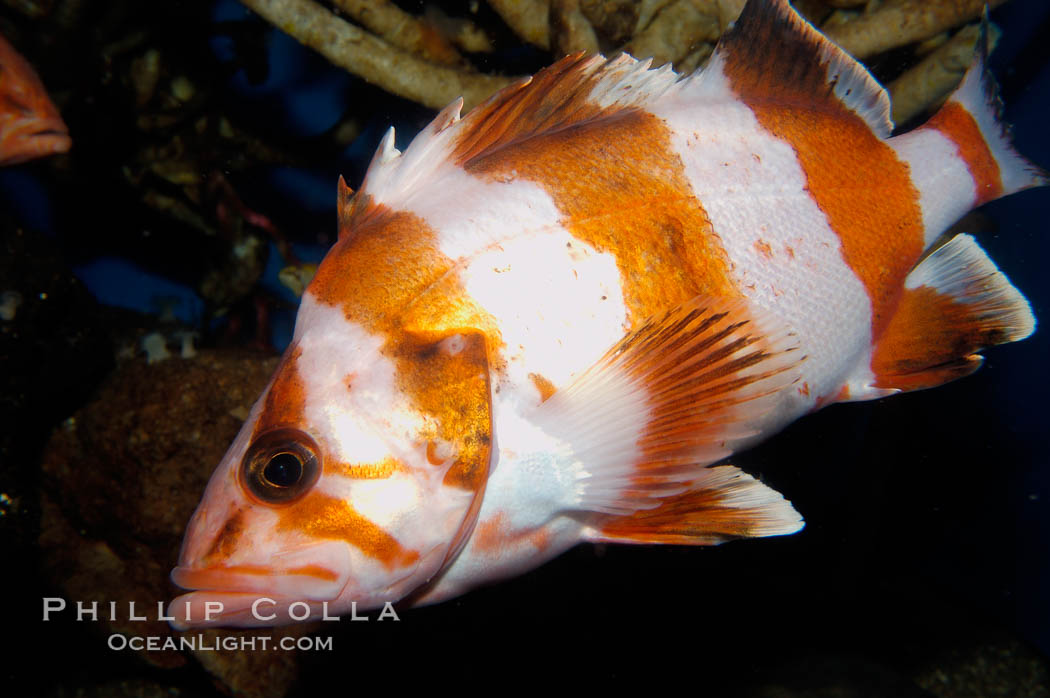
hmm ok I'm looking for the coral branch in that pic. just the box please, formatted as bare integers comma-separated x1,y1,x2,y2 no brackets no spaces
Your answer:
823,0,1006,60
888,23,998,126
551,0,600,55
330,0,465,66
581,0,639,45
712,0,746,33
636,0,676,33
238,0,514,110
424,5,496,54
487,0,551,49
623,0,720,67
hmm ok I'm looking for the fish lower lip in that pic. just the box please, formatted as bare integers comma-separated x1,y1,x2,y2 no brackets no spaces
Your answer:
7,118,70,145
172,563,345,601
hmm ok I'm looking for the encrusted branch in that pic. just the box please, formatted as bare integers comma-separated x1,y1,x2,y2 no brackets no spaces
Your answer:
888,22,998,126
425,6,496,54
238,0,513,110
551,0,600,55
623,0,721,67
330,0,465,66
823,0,1007,59
234,0,1018,137
487,0,551,49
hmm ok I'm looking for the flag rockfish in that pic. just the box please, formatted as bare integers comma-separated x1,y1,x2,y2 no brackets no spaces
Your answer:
170,0,1044,627
0,34,70,166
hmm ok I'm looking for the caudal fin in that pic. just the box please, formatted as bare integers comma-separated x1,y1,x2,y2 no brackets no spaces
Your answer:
921,27,1047,205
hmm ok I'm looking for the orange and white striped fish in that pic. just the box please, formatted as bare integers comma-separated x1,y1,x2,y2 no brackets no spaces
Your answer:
0,34,70,166
170,0,1044,627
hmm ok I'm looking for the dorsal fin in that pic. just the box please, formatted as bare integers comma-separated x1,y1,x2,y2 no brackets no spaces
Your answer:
336,175,356,237
450,52,680,164
449,52,606,164
356,52,681,207
355,0,892,212
709,0,893,138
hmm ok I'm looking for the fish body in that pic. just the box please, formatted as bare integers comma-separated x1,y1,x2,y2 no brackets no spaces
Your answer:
171,0,1044,627
0,33,70,165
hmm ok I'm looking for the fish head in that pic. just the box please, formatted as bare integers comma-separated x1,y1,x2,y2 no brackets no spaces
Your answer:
171,292,493,628
0,35,70,166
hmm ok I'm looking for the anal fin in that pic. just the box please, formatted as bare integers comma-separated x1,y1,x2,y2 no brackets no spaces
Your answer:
532,296,805,544
589,465,803,545
871,234,1035,392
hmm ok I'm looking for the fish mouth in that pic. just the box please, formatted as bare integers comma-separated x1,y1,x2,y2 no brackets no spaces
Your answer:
172,562,346,599
169,543,354,629
1,116,71,164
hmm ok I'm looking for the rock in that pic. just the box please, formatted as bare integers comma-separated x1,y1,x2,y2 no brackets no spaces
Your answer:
915,637,1050,698
38,349,308,697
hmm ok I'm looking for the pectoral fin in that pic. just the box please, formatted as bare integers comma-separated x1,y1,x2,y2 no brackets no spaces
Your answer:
534,296,805,543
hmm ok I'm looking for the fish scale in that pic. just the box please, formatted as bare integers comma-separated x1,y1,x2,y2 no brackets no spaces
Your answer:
169,0,1044,627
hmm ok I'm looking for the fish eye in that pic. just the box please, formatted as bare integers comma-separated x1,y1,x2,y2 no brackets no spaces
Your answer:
241,428,321,504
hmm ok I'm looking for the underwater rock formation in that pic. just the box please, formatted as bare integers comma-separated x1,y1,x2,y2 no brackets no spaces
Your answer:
38,350,316,697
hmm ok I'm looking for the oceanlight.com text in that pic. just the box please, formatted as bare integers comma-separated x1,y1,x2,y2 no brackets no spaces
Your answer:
107,633,334,652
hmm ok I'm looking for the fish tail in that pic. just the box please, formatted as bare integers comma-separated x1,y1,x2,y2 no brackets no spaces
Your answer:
918,23,1047,206
860,24,1046,396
